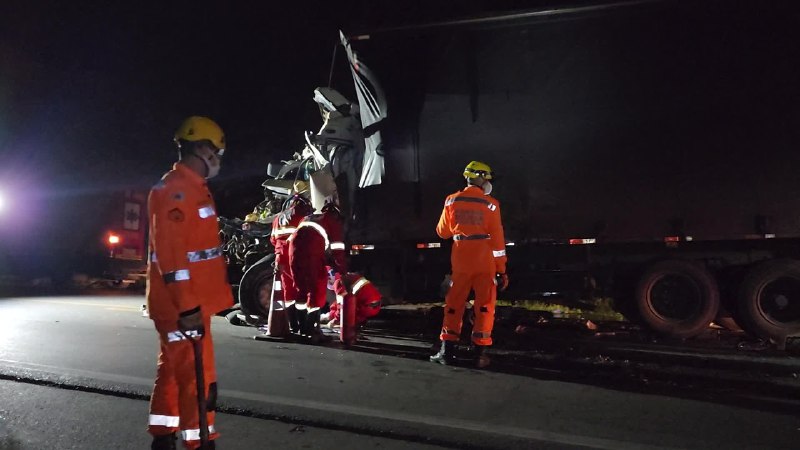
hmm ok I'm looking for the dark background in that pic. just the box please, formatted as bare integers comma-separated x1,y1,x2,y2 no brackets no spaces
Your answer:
1,0,798,278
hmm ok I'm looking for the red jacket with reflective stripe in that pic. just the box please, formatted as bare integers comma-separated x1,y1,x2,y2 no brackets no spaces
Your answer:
270,207,306,260
436,185,507,274
292,210,347,274
146,163,233,321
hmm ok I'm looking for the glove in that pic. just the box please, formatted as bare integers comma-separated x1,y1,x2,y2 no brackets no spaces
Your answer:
497,273,509,292
332,275,348,296
177,308,204,338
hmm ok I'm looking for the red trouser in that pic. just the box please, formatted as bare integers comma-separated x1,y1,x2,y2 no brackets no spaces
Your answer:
149,316,218,449
275,253,299,302
289,230,328,309
440,271,497,346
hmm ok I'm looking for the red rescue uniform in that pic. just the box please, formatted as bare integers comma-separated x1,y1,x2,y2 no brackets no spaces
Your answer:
328,273,382,324
270,205,308,304
436,185,507,346
288,210,347,310
146,163,233,448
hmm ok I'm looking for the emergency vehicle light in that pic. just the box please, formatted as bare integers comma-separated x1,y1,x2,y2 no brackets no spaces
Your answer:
416,242,441,249
108,234,121,245
568,238,596,245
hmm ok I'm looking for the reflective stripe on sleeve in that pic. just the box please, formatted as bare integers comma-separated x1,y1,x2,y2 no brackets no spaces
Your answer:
163,270,190,284
351,278,370,294
271,227,297,237
186,246,222,263
493,249,506,257
149,414,180,427
198,206,216,219
170,330,202,342
330,242,346,251
166,329,202,343
181,425,217,441
273,279,282,291
296,221,330,249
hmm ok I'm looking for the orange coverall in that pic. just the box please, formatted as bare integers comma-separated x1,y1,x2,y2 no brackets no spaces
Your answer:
146,163,233,448
436,185,507,346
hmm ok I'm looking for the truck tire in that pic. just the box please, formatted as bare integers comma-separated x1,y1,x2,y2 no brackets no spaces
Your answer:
635,260,719,339
238,254,275,319
737,259,800,341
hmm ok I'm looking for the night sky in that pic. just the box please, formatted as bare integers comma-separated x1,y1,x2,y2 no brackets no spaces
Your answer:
0,0,586,273
1,0,798,277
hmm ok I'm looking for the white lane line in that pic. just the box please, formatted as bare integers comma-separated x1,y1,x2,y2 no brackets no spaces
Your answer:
0,358,675,450
30,300,141,312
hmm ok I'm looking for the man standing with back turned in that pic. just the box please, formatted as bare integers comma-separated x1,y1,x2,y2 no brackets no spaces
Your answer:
431,160,509,368
146,116,233,449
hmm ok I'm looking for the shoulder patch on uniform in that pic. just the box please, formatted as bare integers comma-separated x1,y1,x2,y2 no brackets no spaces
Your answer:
172,191,185,201
168,208,185,222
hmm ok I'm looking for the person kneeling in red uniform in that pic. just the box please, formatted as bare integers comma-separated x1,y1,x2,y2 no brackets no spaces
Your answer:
322,273,382,342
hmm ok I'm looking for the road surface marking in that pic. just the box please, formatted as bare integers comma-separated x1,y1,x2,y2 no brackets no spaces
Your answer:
0,358,676,450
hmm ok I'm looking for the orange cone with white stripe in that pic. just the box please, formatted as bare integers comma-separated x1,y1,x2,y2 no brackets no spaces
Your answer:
266,271,291,337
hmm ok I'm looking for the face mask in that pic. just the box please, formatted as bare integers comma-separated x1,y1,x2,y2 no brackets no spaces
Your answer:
196,150,221,179
482,180,493,196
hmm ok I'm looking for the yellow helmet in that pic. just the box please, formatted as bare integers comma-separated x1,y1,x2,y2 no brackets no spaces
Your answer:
463,160,493,180
174,116,226,151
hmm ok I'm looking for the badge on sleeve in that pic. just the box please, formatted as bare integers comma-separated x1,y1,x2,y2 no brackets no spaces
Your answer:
168,208,185,222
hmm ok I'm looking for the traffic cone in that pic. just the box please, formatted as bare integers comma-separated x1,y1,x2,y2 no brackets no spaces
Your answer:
265,272,291,337
340,293,357,346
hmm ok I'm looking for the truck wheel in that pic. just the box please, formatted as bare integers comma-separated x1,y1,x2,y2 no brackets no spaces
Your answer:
737,259,800,341
635,260,719,339
238,254,275,319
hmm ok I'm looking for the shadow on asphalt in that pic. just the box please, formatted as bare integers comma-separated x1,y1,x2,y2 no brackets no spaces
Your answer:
312,309,800,418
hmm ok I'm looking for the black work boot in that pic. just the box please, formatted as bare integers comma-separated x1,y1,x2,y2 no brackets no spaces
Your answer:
293,306,308,334
302,310,331,344
474,345,491,369
151,433,177,450
430,341,457,365
286,303,301,333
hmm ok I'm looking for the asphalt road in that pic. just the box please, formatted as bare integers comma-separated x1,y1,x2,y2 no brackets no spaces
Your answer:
0,294,798,449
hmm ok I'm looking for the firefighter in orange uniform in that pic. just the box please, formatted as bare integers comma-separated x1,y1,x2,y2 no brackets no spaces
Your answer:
270,194,313,333
147,116,233,450
430,161,509,368
288,201,347,341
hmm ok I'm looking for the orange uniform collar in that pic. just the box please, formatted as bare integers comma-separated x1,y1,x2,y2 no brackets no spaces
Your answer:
174,162,207,186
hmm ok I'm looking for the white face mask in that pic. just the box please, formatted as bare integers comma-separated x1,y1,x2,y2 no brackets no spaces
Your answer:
482,180,493,196
196,149,221,179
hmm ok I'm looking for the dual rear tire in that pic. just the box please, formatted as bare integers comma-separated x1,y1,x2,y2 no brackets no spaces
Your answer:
633,258,800,341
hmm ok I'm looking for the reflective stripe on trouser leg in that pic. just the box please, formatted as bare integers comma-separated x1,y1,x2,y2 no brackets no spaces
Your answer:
153,317,219,445
470,273,497,346
440,272,473,342
149,321,180,436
